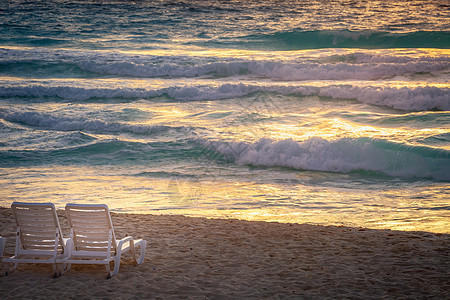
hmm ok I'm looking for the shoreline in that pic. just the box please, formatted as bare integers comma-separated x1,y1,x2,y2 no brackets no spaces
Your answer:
1,207,449,299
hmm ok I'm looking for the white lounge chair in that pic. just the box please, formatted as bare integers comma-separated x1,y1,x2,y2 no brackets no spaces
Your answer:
61,204,146,278
2,202,66,276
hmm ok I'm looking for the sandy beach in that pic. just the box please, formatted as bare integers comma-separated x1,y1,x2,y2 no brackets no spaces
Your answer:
0,207,448,299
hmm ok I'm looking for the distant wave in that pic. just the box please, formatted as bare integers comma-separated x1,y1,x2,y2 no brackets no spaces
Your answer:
203,137,450,181
1,83,448,111
0,109,187,135
0,139,200,167
314,85,449,111
0,140,141,166
222,30,450,50
1,47,448,80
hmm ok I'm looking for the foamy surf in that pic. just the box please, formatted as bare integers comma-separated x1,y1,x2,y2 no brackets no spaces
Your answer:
0,109,185,135
1,82,448,111
1,47,448,80
203,137,450,181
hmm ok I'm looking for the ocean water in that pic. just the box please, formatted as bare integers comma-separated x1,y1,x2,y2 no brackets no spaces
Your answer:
0,0,449,233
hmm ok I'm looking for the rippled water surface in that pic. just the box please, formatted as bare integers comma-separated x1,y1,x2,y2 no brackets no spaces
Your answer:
0,0,449,233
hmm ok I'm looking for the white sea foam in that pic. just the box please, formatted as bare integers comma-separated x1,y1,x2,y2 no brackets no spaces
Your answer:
75,60,448,80
314,85,450,111
0,110,180,134
204,137,450,181
246,60,448,81
1,83,448,111
1,47,448,80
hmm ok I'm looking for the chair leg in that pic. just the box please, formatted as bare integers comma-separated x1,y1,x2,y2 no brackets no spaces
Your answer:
106,261,113,279
4,262,18,276
62,262,71,275
56,262,71,276
4,263,10,275
130,241,137,263
129,240,146,265
51,263,58,277
135,240,147,265
58,238,73,276
112,256,121,277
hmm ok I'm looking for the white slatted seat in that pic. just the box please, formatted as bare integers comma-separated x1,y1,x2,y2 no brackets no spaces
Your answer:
2,202,66,276
60,204,146,278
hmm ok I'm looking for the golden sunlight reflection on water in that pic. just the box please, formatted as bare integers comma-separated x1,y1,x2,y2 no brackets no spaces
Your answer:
0,166,448,233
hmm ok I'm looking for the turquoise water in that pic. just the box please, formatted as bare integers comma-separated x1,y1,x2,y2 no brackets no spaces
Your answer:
0,0,449,233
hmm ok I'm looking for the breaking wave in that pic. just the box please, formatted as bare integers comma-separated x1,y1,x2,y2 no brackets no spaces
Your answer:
203,137,450,181
0,109,187,135
1,83,448,111
1,47,448,80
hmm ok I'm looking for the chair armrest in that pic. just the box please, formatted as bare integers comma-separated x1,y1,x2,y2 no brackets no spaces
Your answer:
117,236,133,245
117,236,134,252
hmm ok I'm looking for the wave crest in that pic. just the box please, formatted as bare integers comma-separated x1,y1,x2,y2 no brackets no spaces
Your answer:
1,83,448,111
1,47,448,80
204,137,450,181
0,109,184,135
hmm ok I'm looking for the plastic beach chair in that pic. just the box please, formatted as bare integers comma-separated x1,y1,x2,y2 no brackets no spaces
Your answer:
2,202,66,276
61,204,147,278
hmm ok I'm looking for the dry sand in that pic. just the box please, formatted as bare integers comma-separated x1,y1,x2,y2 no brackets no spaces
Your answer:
0,207,449,299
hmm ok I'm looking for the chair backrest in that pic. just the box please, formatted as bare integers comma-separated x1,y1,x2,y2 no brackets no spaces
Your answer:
65,204,117,253
11,202,64,253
